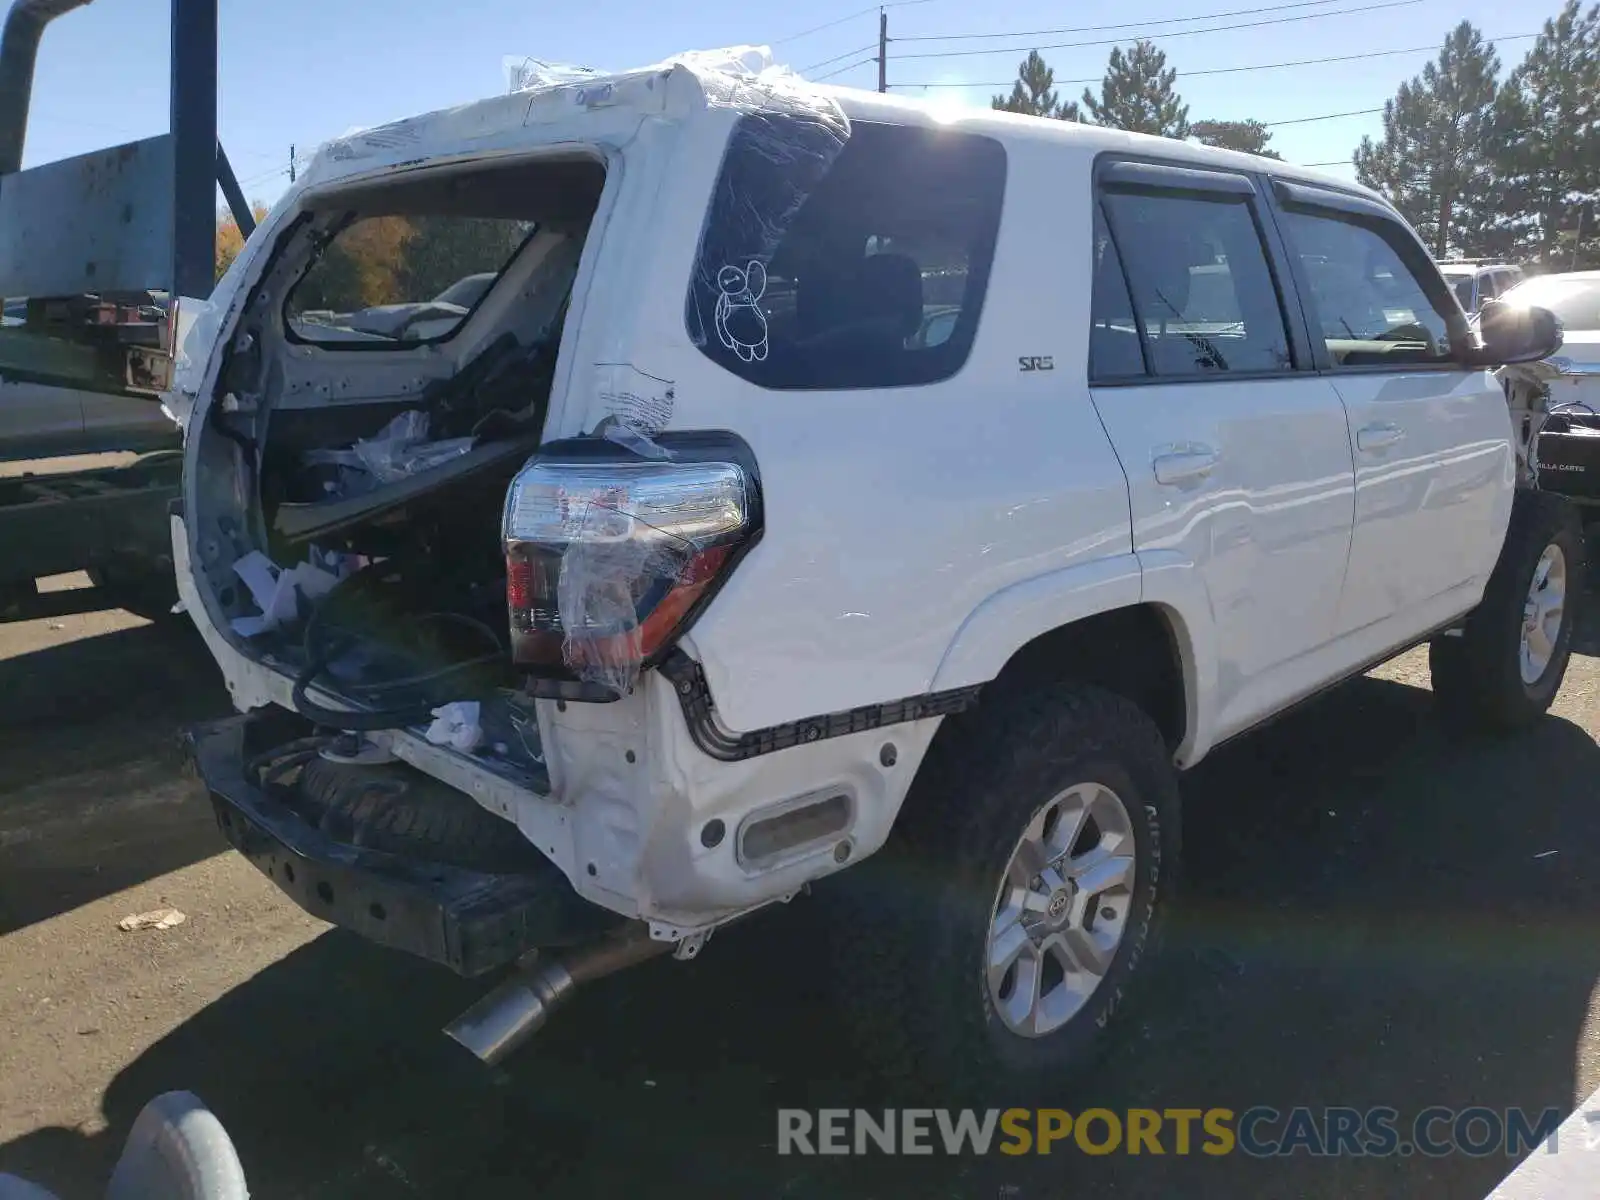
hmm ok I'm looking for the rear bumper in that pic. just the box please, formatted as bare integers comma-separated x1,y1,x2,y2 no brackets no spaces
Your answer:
184,712,615,977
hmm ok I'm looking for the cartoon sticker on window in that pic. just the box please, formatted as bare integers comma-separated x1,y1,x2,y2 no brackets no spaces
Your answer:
714,260,769,363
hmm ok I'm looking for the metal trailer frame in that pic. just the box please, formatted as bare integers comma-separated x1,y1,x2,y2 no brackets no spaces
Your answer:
0,0,254,304
0,0,254,609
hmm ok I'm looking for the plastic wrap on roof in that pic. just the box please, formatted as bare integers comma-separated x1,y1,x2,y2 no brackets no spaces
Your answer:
503,56,604,94
498,44,851,131
672,48,852,364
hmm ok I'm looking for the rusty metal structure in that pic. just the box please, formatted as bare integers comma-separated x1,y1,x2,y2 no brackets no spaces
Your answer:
0,0,254,306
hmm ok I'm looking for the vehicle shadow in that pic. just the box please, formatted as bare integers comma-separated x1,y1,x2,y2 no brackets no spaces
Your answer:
0,618,231,936
3,671,1599,1199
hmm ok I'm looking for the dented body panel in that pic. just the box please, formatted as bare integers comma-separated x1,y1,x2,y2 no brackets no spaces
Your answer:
175,49,1524,946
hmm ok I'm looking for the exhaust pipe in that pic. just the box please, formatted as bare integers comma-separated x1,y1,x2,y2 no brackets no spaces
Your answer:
444,924,673,1067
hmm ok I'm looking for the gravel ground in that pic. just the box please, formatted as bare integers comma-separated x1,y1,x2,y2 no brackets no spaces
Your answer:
1,575,1598,1198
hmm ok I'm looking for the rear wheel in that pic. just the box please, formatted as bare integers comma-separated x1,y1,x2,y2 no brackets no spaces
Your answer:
1430,491,1584,733
827,683,1180,1098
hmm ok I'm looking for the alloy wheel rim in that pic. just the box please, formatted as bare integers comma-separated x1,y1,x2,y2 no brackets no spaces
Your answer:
1520,542,1568,686
984,782,1137,1038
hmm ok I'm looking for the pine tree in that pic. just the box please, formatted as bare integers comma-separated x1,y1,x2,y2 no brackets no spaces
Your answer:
1191,119,1281,159
992,50,1082,120
1353,22,1501,258
1081,41,1189,138
1489,1,1600,267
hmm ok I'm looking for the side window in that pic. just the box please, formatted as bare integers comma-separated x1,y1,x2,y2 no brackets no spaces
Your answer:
1278,208,1456,367
687,118,1006,390
1100,189,1293,376
1480,271,1500,302
1089,205,1145,380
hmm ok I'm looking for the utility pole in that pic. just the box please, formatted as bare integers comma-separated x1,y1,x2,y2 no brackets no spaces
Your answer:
288,144,296,184
877,9,887,93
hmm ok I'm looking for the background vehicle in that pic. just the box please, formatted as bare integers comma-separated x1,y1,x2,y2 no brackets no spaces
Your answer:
1440,259,1526,312
1498,271,1600,506
0,0,254,619
171,52,1573,1097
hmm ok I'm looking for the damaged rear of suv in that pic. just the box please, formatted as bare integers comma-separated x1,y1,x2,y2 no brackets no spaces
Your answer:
177,46,1572,1093
179,50,959,1067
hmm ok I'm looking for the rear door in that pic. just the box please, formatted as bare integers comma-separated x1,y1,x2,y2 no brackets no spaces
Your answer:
1088,160,1356,741
1269,181,1511,643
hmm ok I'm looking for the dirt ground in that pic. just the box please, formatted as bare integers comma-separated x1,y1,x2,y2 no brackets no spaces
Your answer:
2,576,1600,1198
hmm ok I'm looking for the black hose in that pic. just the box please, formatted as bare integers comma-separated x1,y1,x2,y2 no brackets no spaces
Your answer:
287,563,505,732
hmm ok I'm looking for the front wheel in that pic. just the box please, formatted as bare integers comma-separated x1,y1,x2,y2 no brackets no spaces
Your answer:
826,683,1180,1098
1430,491,1585,733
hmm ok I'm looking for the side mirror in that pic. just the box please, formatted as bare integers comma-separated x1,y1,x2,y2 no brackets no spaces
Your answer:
1466,299,1563,366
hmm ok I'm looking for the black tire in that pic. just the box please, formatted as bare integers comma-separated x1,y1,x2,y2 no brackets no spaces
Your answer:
825,683,1180,1100
297,755,545,873
1430,490,1585,734
89,561,179,623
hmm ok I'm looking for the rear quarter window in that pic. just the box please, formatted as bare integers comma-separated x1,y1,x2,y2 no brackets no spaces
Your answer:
687,118,1007,391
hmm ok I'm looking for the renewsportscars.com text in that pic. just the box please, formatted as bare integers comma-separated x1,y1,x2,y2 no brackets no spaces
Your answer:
776,1106,1565,1158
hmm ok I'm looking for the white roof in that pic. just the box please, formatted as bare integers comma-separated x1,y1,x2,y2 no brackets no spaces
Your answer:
294,46,1387,209
827,85,1384,201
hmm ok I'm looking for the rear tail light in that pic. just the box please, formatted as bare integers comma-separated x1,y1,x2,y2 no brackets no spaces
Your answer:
502,453,755,696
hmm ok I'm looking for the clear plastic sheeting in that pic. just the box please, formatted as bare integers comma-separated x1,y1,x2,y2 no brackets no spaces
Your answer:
304,411,475,494
556,501,693,696
504,55,604,94
676,48,852,364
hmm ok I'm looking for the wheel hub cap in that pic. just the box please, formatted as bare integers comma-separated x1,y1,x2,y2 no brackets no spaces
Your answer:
1519,542,1568,686
1044,887,1072,923
984,782,1137,1038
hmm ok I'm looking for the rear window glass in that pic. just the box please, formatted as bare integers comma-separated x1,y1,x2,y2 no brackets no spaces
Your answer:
687,118,1006,390
286,215,534,346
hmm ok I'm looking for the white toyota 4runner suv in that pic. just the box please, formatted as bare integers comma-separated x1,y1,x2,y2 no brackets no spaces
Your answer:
175,49,1576,1091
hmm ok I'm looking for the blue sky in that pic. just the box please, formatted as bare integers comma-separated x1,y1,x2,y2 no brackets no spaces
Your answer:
19,0,1550,204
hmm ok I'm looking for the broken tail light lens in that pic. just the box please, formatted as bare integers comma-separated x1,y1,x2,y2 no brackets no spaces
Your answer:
502,457,753,695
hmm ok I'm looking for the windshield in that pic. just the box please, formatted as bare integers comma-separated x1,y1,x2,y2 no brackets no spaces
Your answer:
433,272,497,309
1500,276,1600,331
286,216,535,345
1446,274,1475,309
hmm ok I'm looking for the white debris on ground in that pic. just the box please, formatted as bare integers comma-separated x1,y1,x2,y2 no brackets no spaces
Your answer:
117,908,187,932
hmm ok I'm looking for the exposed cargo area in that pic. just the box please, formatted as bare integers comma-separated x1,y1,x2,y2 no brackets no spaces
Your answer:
186,155,607,777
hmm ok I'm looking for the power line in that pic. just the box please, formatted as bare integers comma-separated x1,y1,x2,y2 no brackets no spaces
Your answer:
1264,107,1383,126
892,0,1346,42
891,0,1422,60
892,32,1539,87
773,0,936,46
814,55,881,82
799,41,881,74
236,164,288,187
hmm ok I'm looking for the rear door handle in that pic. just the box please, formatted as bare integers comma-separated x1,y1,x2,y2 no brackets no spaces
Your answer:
1152,446,1220,485
1357,422,1405,452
